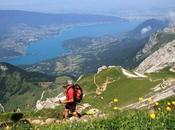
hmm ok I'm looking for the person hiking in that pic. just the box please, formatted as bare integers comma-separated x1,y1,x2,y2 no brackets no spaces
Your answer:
58,80,82,119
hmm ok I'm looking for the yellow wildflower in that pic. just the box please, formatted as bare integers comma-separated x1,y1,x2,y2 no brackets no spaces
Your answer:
172,101,175,105
114,98,118,103
149,112,156,119
158,108,161,111
113,106,118,110
86,108,99,115
167,102,171,106
139,97,144,102
5,126,10,130
166,106,172,111
147,97,152,102
155,102,159,106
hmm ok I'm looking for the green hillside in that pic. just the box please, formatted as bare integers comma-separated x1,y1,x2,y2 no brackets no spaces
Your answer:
0,65,175,130
78,66,175,111
39,97,175,130
0,62,56,111
151,32,175,53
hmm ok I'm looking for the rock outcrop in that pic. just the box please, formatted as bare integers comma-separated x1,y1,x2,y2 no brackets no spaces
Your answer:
136,40,175,73
136,26,175,63
36,92,65,110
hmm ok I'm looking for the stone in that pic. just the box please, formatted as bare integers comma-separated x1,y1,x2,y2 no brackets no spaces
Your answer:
45,118,56,124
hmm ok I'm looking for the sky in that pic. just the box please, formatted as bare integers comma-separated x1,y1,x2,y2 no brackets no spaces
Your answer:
0,0,175,19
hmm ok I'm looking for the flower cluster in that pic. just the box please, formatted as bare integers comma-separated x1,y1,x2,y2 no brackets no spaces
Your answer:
138,97,175,120
113,98,119,111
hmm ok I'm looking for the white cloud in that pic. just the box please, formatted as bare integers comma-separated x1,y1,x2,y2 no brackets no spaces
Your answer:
141,26,152,34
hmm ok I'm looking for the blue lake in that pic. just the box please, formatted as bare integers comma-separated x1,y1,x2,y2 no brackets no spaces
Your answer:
7,21,141,65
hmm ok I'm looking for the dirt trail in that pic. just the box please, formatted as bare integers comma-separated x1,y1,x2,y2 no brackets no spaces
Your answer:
93,74,99,88
27,104,105,126
94,74,115,95
96,78,115,95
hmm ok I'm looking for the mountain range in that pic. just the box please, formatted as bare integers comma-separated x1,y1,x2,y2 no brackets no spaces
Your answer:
0,62,55,110
0,10,125,34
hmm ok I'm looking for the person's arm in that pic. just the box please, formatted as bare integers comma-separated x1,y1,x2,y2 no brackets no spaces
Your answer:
60,98,74,104
59,88,74,104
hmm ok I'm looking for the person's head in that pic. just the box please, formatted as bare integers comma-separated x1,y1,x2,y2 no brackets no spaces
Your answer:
67,80,73,85
63,80,73,88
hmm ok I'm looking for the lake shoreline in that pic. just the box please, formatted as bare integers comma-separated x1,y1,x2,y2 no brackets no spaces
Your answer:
6,20,141,65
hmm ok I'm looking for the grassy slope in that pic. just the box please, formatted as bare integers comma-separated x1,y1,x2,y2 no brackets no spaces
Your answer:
39,97,175,130
4,84,43,111
78,67,175,111
0,64,73,111
0,67,175,130
1,97,175,130
3,75,74,111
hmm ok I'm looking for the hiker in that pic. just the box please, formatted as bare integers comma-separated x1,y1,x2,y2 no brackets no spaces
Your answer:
58,80,83,118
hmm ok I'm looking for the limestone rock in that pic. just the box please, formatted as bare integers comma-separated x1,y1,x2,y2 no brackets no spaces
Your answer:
45,118,56,124
137,40,175,73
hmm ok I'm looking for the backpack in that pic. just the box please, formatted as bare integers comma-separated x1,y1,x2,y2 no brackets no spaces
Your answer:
66,84,83,103
74,84,83,103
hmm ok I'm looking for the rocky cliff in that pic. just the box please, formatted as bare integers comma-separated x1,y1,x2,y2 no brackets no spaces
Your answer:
136,26,175,73
136,39,175,73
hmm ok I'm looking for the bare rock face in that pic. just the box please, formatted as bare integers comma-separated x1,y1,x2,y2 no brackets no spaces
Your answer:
163,27,175,33
136,32,159,62
36,92,65,110
136,26,175,63
136,40,175,73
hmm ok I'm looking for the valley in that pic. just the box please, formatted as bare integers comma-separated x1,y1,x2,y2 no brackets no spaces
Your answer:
21,19,168,77
0,10,128,63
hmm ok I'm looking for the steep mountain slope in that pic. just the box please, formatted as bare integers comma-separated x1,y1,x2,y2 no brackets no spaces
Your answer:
136,27,175,73
136,27,175,62
0,62,55,82
36,66,175,111
0,62,56,111
136,40,175,73
78,66,175,110
127,19,168,39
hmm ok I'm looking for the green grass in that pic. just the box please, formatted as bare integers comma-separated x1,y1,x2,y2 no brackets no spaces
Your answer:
4,82,43,111
150,32,175,53
38,100,175,130
0,106,65,122
157,32,175,45
1,105,175,130
103,78,160,106
0,73,175,130
147,67,175,80
78,74,97,93
77,67,175,111
24,106,65,119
